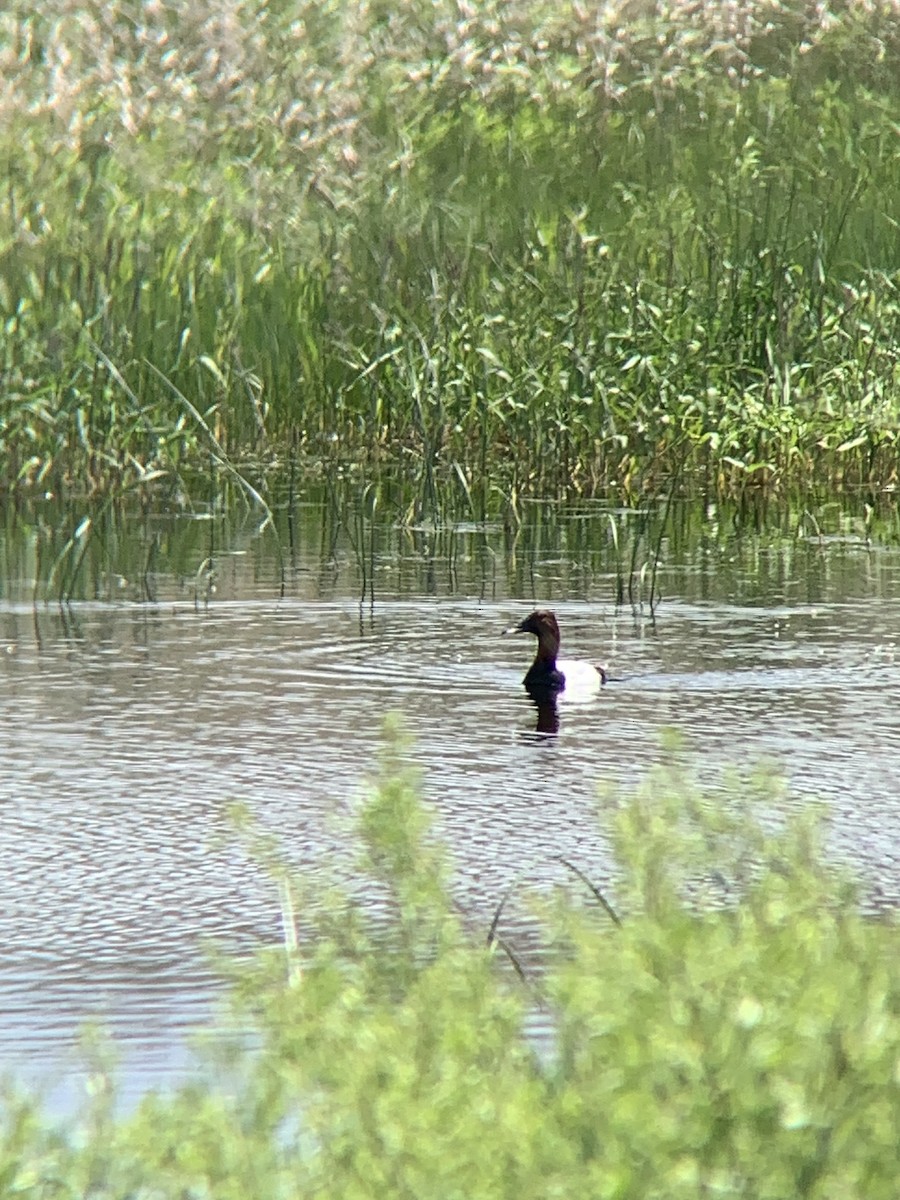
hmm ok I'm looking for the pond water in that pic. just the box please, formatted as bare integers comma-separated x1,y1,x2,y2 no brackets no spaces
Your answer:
1,490,899,1111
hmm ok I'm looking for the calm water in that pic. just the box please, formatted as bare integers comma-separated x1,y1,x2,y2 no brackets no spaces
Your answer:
1,494,899,1109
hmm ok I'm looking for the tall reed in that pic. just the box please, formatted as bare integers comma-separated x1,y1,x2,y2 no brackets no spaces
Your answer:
3,1,900,499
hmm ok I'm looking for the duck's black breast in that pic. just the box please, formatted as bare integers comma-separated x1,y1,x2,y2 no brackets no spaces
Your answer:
524,662,566,692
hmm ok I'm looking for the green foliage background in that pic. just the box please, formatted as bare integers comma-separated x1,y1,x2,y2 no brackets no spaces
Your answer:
3,0,900,497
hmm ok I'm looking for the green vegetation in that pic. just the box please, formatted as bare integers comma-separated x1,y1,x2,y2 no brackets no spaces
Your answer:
2,725,899,1196
4,0,900,503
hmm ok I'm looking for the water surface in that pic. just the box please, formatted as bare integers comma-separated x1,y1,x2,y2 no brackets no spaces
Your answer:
1,495,899,1109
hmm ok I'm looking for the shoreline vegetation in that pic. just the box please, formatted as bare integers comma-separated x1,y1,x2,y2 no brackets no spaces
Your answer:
4,727,900,1195
4,0,900,504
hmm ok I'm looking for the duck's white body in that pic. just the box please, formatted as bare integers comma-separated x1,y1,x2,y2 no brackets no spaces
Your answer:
555,656,605,696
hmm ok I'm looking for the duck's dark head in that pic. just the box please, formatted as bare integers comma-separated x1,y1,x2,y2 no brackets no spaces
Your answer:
503,609,561,657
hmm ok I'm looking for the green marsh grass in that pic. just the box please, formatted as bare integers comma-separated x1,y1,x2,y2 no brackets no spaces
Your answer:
4,0,900,502
2,723,899,1197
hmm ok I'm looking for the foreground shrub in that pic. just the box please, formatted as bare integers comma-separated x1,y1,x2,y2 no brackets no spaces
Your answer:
3,724,898,1197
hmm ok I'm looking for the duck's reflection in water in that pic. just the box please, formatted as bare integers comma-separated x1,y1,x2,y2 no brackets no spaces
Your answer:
522,682,560,738
518,673,612,739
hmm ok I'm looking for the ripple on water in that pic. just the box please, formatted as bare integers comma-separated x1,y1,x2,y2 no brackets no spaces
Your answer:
0,592,899,1111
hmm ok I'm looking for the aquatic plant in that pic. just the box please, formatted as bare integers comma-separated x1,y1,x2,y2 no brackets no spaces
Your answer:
3,1,900,499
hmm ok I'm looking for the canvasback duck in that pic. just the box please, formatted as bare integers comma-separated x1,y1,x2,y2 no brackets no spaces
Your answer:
503,609,608,694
